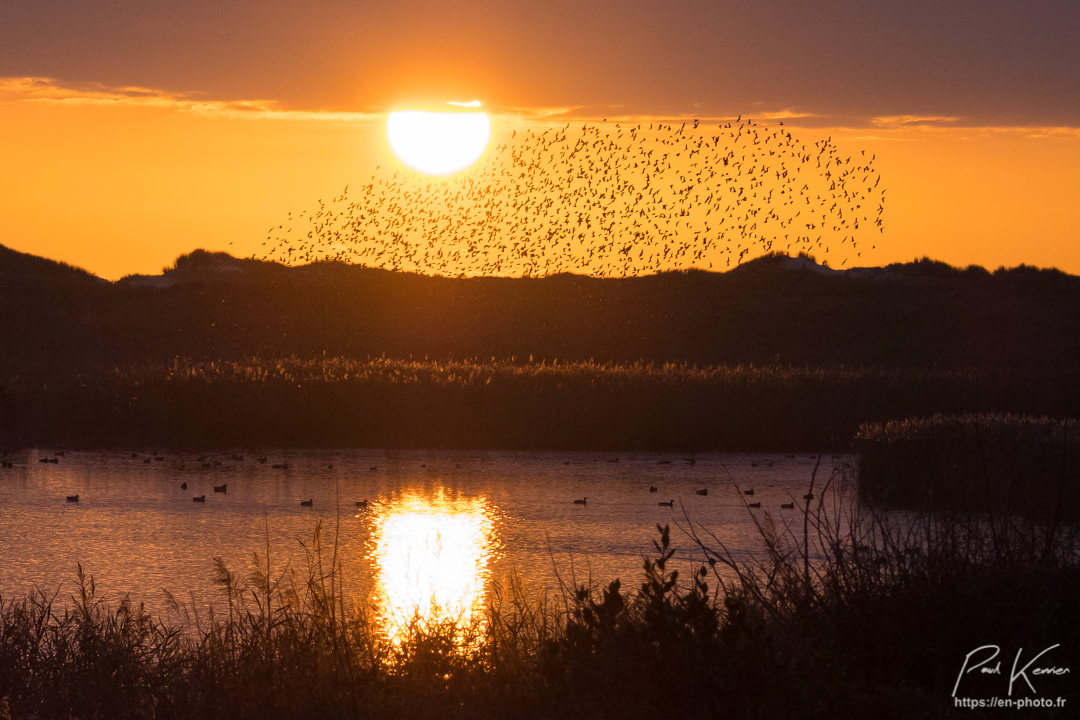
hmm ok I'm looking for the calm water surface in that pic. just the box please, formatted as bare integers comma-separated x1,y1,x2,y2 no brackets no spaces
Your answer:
0,449,857,633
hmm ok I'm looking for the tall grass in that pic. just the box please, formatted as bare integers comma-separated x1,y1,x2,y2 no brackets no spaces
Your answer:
1,465,1077,719
3,357,1069,451
856,413,1080,520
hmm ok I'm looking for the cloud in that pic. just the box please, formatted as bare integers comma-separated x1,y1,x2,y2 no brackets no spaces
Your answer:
5,77,1078,142
871,115,962,128
0,77,382,124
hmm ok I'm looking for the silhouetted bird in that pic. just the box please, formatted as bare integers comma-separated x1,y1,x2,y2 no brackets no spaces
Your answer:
260,116,883,287
66,495,79,502
573,497,588,505
658,499,675,507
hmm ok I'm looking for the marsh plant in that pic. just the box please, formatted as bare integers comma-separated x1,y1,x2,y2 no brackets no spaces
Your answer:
857,413,1080,519
3,357,1062,451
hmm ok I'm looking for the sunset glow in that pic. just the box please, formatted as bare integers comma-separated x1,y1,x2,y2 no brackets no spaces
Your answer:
1,3,1079,712
0,3,1076,277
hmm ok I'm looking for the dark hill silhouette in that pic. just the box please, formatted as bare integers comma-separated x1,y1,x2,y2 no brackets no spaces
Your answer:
3,245,1080,374
0,243,102,285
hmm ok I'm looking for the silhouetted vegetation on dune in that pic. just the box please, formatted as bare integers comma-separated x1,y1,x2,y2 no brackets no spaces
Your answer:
3,246,1080,371
2,246,1079,450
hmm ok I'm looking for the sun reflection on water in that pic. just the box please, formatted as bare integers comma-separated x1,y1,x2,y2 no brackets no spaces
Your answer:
369,489,498,643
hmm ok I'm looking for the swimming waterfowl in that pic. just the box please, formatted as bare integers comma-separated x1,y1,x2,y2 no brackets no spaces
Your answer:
573,497,587,505
744,489,755,496
748,502,761,508
780,502,795,509
214,484,227,493
66,495,79,502
649,486,658,493
193,495,206,502
300,498,313,507
658,499,674,507
696,488,708,496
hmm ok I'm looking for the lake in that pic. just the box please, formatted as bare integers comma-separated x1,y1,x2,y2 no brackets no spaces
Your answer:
0,448,856,635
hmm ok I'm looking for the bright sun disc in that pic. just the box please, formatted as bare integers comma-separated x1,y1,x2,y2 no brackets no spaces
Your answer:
387,105,491,175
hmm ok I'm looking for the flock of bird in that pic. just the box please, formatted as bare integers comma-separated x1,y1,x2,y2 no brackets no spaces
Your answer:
572,483,815,510
21,451,834,510
14,452,366,508
262,117,885,277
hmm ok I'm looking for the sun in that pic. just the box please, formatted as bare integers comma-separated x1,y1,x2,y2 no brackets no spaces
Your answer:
386,101,491,175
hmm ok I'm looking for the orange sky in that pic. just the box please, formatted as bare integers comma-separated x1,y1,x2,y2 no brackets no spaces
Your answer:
1,77,1078,279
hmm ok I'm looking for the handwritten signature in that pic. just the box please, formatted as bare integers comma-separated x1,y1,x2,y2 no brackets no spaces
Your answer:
954,644,1070,697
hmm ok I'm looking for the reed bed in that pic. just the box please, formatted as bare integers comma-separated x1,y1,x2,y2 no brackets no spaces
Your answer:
856,413,1080,519
1,465,1077,719
2,358,1067,451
